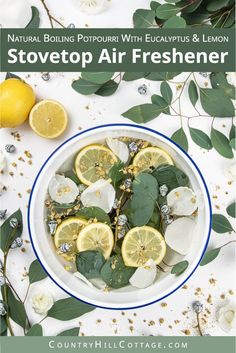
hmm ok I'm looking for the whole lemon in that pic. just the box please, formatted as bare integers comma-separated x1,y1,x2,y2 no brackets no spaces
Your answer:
0,78,36,128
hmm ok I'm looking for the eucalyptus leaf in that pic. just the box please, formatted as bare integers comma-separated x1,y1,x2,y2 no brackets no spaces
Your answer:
57,328,80,336
52,202,77,212
207,0,229,12
200,248,221,266
64,170,80,184
171,261,189,276
72,79,101,95
26,324,43,336
0,209,23,253
133,9,155,28
48,297,95,320
6,286,27,329
156,4,181,19
200,88,234,117
76,207,110,224
25,7,40,28
100,255,135,289
152,164,189,191
96,80,119,96
29,259,47,284
147,207,161,229
151,95,170,114
130,173,158,226
230,138,236,150
180,0,203,13
122,104,163,124
81,72,114,84
163,16,186,28
229,124,236,141
145,72,180,81
150,1,161,11
188,80,198,106
226,202,236,218
212,214,234,233
108,161,125,187
0,316,7,334
211,128,233,159
160,82,173,104
210,72,235,100
171,128,188,152
189,128,212,150
76,251,105,279
5,72,21,80
122,72,148,81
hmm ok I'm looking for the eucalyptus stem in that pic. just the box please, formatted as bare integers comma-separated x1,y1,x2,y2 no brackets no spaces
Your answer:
39,0,65,28
113,191,126,250
3,251,15,336
196,312,203,336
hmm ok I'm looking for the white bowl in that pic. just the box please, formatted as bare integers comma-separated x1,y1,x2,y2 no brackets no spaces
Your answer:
28,124,212,309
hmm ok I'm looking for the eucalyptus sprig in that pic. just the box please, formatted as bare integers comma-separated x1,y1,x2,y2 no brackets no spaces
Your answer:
0,210,95,336
133,0,235,29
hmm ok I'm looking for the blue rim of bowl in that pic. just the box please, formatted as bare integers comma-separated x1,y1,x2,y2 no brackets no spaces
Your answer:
28,123,212,311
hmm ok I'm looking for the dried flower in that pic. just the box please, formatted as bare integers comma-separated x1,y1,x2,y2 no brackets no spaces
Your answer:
159,184,168,197
48,220,57,235
9,218,19,229
0,209,7,220
0,302,7,316
161,204,170,215
41,72,50,81
0,276,6,287
67,23,75,28
10,237,23,249
128,142,138,153
59,243,71,253
124,178,132,190
117,214,128,226
138,84,147,95
5,144,16,153
31,289,54,315
192,301,203,313
217,302,236,333
163,215,173,225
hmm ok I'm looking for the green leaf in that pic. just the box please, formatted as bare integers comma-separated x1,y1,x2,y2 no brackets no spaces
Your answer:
1,316,7,334
152,165,189,191
76,251,105,279
180,0,203,13
6,286,27,329
171,261,189,276
165,0,182,2
147,207,161,229
96,80,119,96
156,4,180,19
29,259,47,284
64,170,80,184
52,202,77,213
76,207,110,224
122,72,148,81
188,80,198,106
72,79,101,95
189,128,212,150
171,128,188,152
207,0,229,12
200,248,221,266
48,297,95,321
230,138,236,150
211,128,233,159
210,72,235,100
122,104,163,124
25,7,40,28
5,72,21,80
150,1,161,11
81,72,114,84
26,324,43,336
133,9,155,28
163,16,186,28
145,72,180,81
160,82,173,104
108,161,125,187
57,328,80,336
151,95,170,114
227,202,236,218
100,255,135,289
212,214,234,233
130,173,158,226
229,124,236,141
200,88,234,117
0,209,23,253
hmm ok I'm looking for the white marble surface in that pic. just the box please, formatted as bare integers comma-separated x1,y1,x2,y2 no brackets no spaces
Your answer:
0,0,236,337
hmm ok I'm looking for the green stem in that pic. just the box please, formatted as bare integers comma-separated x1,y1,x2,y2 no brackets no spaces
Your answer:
3,251,14,336
196,312,203,336
113,191,126,250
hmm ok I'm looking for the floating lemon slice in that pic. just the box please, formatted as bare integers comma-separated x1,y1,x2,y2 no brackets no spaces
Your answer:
75,144,118,186
121,226,166,267
132,147,173,174
29,99,68,139
54,218,87,259
76,222,114,259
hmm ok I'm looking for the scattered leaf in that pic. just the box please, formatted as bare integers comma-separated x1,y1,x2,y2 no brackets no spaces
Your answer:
95,80,119,96
0,209,23,253
29,259,47,284
122,104,164,124
163,15,186,28
188,80,198,106
211,128,233,159
81,72,115,84
133,9,155,28
200,248,221,266
230,138,236,150
57,328,80,336
6,286,27,329
151,94,170,114
227,202,236,218
156,4,180,19
76,251,105,279
171,128,189,152
122,72,148,81
5,72,21,80
47,297,95,321
0,316,7,334
200,88,234,117
26,324,43,336
72,79,101,95
25,7,40,28
212,214,234,233
160,82,173,104
189,128,212,150
171,261,189,276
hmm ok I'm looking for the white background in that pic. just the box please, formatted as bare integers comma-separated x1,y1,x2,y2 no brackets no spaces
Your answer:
0,0,235,337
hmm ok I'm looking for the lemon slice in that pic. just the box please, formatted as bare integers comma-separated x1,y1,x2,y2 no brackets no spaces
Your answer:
76,222,114,259
122,226,166,267
75,144,118,186
132,147,173,174
54,218,87,258
29,99,68,139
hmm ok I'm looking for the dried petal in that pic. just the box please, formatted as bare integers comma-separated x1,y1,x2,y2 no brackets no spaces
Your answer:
217,303,236,333
106,137,129,163
49,175,79,204
129,259,157,289
167,187,198,216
